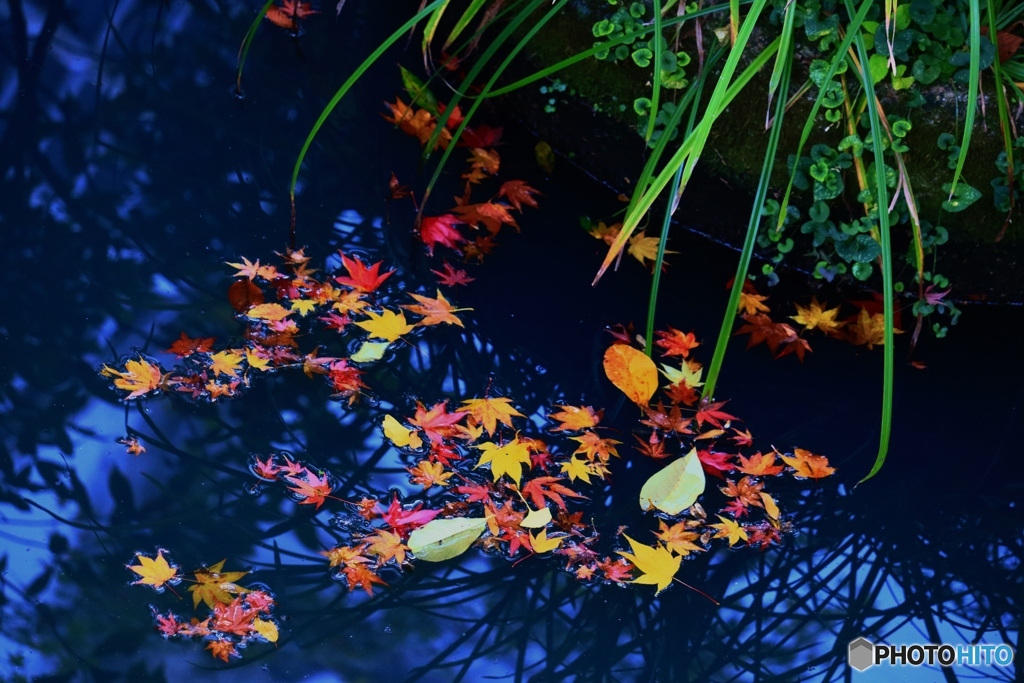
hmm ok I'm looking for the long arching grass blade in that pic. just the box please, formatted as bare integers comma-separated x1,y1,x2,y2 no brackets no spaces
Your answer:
988,0,1015,239
421,0,452,71
948,0,981,197
593,12,777,286
442,0,489,52
643,58,721,352
846,0,894,484
235,0,277,96
289,0,446,242
701,32,793,402
765,0,795,126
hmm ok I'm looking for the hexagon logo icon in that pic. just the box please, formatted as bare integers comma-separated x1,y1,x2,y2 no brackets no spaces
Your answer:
848,637,875,672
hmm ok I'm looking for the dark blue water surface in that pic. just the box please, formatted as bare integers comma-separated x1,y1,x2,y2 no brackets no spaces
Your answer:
1,0,1021,681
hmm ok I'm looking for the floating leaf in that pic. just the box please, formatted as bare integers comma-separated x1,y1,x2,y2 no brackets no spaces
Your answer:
350,340,390,363
252,618,279,643
639,447,706,515
519,505,552,529
407,517,487,562
382,414,423,450
603,344,658,406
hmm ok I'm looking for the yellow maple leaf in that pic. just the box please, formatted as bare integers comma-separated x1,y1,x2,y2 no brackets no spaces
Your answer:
475,439,532,486
245,348,272,372
408,459,454,489
530,528,564,554
660,359,704,389
290,299,318,316
616,534,681,594
738,290,770,316
101,357,164,399
460,396,524,436
332,290,368,315
225,256,277,280
355,309,415,342
187,559,250,609
790,298,843,334
364,529,409,565
127,549,179,589
560,456,593,484
210,350,244,378
845,308,902,349
548,405,601,432
626,230,674,267
382,414,423,449
710,515,749,547
402,290,469,327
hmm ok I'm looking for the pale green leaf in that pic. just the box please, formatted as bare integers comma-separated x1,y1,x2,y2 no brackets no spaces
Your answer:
407,517,487,562
639,447,706,515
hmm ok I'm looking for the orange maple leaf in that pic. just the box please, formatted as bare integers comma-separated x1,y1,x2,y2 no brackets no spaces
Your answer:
780,448,836,479
402,289,470,327
548,405,602,432
736,451,784,476
100,356,164,400
498,180,541,211
265,0,319,30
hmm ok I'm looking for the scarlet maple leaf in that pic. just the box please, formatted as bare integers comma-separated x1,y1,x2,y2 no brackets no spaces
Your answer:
167,332,215,357
333,252,394,293
326,359,365,403
431,262,475,287
381,495,440,534
596,557,633,583
458,124,503,148
265,0,319,29
697,449,735,480
634,432,669,460
408,400,468,443
284,470,334,509
498,180,541,211
695,400,738,429
456,481,494,503
521,476,587,511
419,214,465,255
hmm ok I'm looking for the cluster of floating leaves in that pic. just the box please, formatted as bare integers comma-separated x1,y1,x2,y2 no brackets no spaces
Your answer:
100,248,470,406
128,551,278,662
245,328,835,596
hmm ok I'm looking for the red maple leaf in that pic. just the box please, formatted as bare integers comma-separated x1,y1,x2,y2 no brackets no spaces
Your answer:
458,125,503,148
265,0,319,30
408,400,468,444
318,312,351,333
655,326,700,359
431,261,475,287
285,470,334,509
333,252,394,293
382,495,440,535
167,332,215,357
497,180,541,211
456,482,494,503
696,449,735,480
419,214,465,256
695,400,738,429
521,476,587,511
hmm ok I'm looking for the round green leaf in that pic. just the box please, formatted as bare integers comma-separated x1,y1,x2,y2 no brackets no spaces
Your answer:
408,517,487,562
639,448,706,515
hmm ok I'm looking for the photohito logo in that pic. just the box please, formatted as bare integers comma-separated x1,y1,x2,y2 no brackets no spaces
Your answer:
847,637,1015,672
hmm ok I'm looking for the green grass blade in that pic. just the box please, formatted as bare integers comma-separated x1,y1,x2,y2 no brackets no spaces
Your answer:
765,0,796,124
289,0,446,238
420,0,563,208
442,0,489,51
645,0,664,142
235,0,277,95
643,58,720,353
421,0,452,69
701,34,793,402
948,0,981,197
645,164,684,356
846,0,894,485
774,0,873,233
594,17,779,285
729,0,740,43
988,0,1015,206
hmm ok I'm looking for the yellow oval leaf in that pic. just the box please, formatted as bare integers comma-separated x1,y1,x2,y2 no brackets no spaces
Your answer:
382,414,423,450
639,448,706,515
407,517,487,562
603,344,658,406
252,618,279,643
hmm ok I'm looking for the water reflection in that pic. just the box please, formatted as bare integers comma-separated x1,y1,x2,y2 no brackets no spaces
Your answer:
2,0,1021,681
